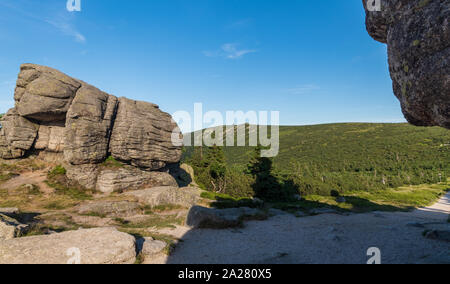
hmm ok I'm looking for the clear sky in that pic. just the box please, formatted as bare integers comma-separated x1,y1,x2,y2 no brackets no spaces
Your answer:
0,0,406,128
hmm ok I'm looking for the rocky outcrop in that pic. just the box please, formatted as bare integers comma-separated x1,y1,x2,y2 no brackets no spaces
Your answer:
125,186,201,208
0,228,136,264
362,0,450,129
0,63,183,190
109,97,182,170
0,109,38,159
0,214,29,240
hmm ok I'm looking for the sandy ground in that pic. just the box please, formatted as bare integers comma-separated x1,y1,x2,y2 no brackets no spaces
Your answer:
0,170,54,194
160,192,450,264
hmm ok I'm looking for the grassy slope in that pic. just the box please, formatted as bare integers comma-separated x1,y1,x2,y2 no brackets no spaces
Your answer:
185,123,449,176
216,123,450,172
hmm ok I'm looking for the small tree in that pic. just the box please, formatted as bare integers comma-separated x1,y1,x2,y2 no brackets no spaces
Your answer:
206,145,227,193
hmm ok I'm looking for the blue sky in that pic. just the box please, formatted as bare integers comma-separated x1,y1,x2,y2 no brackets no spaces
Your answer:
0,0,406,128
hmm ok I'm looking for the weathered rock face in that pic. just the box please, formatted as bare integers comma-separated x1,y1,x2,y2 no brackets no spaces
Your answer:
64,84,118,165
109,97,183,170
0,228,137,264
15,64,81,122
66,163,100,189
0,109,39,159
363,0,450,129
0,63,183,190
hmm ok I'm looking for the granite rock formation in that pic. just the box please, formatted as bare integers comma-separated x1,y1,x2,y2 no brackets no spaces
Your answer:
363,0,449,129
0,64,183,190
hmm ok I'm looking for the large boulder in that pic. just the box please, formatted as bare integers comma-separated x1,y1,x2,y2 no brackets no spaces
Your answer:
0,228,136,264
15,64,81,122
0,214,29,240
363,0,450,129
65,163,100,189
96,167,178,194
125,186,201,208
64,84,118,165
109,97,183,170
0,109,39,159
136,237,167,263
0,63,183,192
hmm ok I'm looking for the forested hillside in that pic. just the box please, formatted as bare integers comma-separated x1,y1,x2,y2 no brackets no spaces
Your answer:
183,123,450,199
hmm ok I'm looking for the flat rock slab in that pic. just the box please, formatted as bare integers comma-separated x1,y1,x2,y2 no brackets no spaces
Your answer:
186,206,267,229
96,167,178,194
0,228,136,264
0,208,19,217
0,214,29,240
125,186,201,208
77,201,142,218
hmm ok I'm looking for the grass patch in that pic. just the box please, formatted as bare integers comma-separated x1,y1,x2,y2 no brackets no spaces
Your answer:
0,172,19,182
23,214,81,237
43,201,71,210
81,212,107,218
151,204,185,213
101,156,124,169
48,165,66,178
113,217,129,225
45,166,93,201
45,179,93,201
14,159,47,172
118,214,184,230
273,180,450,214
134,253,145,265
0,163,19,183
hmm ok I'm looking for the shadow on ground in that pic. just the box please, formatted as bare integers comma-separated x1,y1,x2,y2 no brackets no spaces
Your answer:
165,192,450,264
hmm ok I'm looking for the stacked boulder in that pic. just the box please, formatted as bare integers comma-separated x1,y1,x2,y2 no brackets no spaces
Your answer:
0,64,183,192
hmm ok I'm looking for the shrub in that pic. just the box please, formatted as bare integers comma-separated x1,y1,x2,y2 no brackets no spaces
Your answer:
48,165,66,178
102,156,124,168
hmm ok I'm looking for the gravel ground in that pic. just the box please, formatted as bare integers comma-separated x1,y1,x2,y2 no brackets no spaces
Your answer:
165,192,450,264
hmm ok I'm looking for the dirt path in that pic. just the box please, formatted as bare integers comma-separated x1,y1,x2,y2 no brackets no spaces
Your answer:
163,192,450,264
0,170,54,194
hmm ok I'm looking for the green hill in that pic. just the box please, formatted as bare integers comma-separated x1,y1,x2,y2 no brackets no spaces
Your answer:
183,123,450,197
